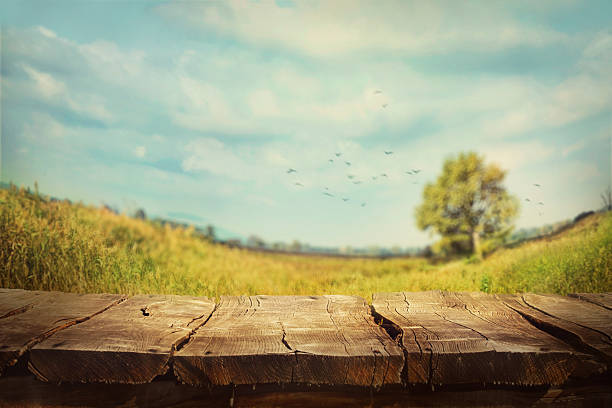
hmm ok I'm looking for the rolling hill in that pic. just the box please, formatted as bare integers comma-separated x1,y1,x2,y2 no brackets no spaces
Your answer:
1,184,610,299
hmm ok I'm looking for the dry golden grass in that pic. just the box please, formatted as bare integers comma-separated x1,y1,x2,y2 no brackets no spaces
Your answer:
1,185,610,300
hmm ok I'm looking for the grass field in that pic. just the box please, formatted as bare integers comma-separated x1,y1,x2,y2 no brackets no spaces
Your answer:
1,185,610,300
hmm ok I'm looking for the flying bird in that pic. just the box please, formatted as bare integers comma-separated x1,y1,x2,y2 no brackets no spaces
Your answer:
342,198,349,202
347,175,356,179
287,168,297,174
374,90,382,94
384,151,393,155
323,192,334,197
533,184,541,188
525,198,531,202
361,202,366,207
381,173,388,178
538,202,544,205
382,104,388,108
328,159,334,163
295,182,304,187
335,152,342,157
405,170,413,175
412,169,421,174
345,161,351,166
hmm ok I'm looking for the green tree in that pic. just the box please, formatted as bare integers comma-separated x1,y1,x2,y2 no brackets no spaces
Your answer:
415,152,519,258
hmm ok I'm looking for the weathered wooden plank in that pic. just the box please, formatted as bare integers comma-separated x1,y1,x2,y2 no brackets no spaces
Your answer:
0,288,51,318
372,291,605,386
501,293,612,366
569,293,612,310
0,291,123,375
174,295,404,387
28,294,215,384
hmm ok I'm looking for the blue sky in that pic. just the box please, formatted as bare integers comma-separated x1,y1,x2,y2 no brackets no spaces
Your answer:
1,0,610,247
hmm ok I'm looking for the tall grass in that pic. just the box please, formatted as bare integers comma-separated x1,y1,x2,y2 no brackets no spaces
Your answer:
1,185,610,299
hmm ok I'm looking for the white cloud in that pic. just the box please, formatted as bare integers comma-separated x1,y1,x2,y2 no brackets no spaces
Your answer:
246,194,278,207
562,140,586,157
158,0,567,57
482,31,612,138
134,146,147,158
37,26,57,39
482,141,555,171
569,161,602,182
22,112,67,142
11,24,604,147
21,63,66,98
580,30,612,76
182,138,251,180
248,89,280,117
19,62,113,123
78,40,145,78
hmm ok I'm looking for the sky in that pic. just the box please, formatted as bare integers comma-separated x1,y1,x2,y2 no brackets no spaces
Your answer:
1,0,610,247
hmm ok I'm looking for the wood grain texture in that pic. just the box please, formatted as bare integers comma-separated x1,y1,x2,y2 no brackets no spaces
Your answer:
0,291,123,375
569,293,612,310
501,293,612,367
372,291,605,386
29,294,215,384
174,295,404,387
0,289,51,318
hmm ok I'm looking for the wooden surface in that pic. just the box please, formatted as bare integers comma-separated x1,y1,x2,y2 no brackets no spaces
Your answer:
570,292,612,310
371,291,607,386
1,376,610,408
174,295,404,386
29,294,215,384
0,289,50,318
0,288,610,406
501,293,612,366
0,290,123,375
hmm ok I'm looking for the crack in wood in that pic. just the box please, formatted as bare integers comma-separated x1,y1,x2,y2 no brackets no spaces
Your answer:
371,299,411,386
369,347,378,389
22,295,128,378
432,310,489,341
569,294,612,311
362,308,395,388
521,295,612,345
0,303,35,320
173,302,218,355
325,298,350,357
504,299,611,367
279,322,293,352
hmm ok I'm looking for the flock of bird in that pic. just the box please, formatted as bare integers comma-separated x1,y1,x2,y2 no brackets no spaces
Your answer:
284,89,414,207
286,148,421,208
289,159,545,217
286,88,545,216
525,184,545,216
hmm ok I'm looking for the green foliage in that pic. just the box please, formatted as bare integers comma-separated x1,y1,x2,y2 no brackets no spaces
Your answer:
0,185,610,298
415,152,519,257
479,274,491,293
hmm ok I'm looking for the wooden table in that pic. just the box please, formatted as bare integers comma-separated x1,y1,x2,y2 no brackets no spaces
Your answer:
0,288,610,407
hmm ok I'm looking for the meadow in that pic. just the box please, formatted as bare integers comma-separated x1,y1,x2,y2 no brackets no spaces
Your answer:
1,185,610,300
